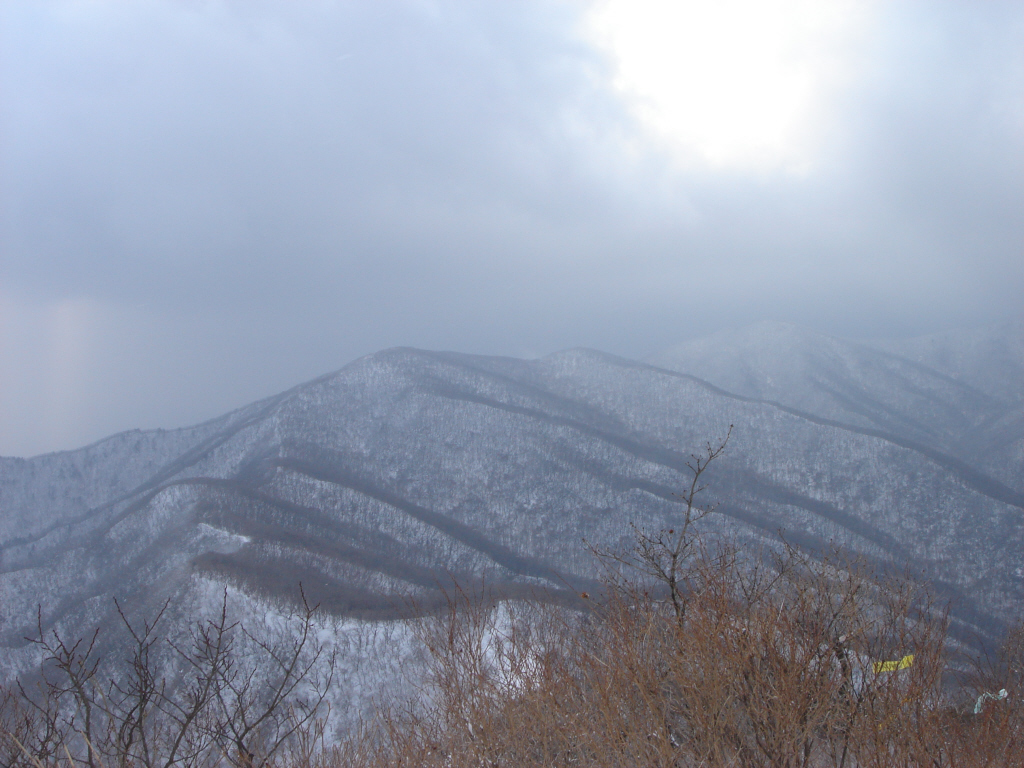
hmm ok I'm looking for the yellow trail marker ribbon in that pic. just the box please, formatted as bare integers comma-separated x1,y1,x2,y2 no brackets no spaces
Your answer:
873,654,914,674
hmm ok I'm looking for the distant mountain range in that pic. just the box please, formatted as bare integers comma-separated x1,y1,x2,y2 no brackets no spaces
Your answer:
2,320,1022,685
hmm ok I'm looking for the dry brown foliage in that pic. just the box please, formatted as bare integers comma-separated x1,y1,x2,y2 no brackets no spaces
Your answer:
335,431,1023,767
346,543,1018,768
5,556,1021,768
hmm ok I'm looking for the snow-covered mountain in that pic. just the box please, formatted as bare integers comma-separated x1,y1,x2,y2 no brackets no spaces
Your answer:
873,319,1024,405
2,322,1022,688
651,320,1024,491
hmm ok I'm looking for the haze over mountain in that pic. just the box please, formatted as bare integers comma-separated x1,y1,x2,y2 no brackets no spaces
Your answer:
651,319,1024,487
3,2,1022,459
2,320,1022,704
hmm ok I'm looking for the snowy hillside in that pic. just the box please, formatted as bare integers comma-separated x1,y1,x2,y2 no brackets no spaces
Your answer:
2,323,1022,691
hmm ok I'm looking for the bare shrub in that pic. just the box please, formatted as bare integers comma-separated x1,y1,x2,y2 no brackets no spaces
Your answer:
0,589,334,768
938,622,1024,766
346,539,965,767
342,430,1021,767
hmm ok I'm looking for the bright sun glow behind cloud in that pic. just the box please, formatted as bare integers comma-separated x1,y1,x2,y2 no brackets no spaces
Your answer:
586,0,872,172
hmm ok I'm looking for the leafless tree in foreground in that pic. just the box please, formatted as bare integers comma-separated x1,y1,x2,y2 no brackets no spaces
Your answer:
1,588,335,768
627,425,732,623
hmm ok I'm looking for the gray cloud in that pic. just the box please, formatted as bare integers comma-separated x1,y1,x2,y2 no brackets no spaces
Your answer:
1,0,1022,456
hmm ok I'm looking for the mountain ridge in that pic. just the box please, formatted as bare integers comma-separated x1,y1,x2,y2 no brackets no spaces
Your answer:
2,322,1022,687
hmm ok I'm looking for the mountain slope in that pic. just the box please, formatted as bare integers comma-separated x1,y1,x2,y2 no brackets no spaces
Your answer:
2,329,1023,686
650,320,1023,491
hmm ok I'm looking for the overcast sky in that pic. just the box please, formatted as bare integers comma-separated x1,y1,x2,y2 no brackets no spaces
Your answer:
1,0,1022,457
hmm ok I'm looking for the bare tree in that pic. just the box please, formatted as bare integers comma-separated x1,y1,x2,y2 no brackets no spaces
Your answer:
610,425,732,622
210,588,336,768
1,588,335,768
